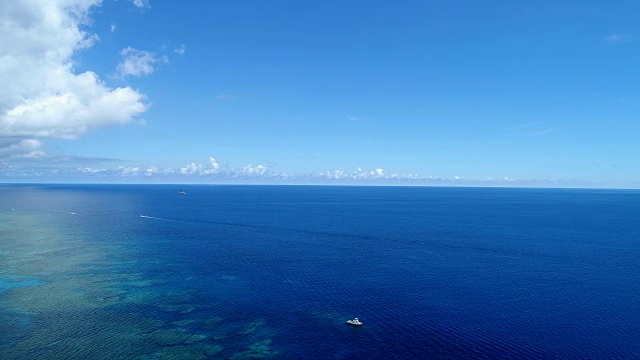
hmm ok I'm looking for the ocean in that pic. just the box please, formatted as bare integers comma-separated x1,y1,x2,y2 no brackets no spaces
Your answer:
0,184,639,359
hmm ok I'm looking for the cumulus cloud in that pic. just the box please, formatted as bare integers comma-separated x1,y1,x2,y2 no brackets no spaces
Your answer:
0,139,47,159
319,167,392,180
202,157,221,174
110,23,116,33
179,162,204,175
171,158,271,177
78,157,277,179
144,166,172,176
0,0,148,142
116,47,165,78
177,158,224,175
242,164,268,176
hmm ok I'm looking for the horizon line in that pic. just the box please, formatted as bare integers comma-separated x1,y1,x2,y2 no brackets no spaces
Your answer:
1,182,638,191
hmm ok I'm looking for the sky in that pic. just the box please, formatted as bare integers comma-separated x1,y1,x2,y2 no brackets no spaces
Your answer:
1,0,639,187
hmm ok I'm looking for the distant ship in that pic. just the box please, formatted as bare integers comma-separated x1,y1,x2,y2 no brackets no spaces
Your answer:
177,191,187,195
346,318,362,326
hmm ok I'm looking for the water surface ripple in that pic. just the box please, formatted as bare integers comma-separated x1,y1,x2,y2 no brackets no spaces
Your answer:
1,185,639,359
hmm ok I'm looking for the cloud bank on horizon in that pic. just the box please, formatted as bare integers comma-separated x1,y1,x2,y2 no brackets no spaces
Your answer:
0,154,609,189
76,156,402,180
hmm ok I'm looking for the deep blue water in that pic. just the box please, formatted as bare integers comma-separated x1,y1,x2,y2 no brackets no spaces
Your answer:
1,184,639,359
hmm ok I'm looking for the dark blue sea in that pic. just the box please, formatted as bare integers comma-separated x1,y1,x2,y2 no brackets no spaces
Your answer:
1,185,639,359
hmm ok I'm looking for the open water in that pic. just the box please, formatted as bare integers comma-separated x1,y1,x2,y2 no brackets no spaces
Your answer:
0,184,639,359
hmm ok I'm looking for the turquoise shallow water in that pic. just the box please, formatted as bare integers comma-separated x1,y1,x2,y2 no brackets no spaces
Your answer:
1,184,640,359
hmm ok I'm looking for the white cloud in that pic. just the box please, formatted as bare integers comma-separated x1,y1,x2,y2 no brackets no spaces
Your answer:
79,167,107,174
177,158,224,176
110,23,116,33
201,157,221,174
78,166,171,177
118,166,141,175
179,162,203,175
176,158,270,177
6,154,540,186
209,157,220,170
144,166,171,176
163,158,269,177
0,0,148,140
242,164,268,176
132,0,150,9
116,47,165,78
319,167,394,180
0,139,48,159
174,44,186,55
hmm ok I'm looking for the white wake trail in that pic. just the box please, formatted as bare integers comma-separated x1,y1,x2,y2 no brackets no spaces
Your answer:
140,215,167,220
49,209,77,215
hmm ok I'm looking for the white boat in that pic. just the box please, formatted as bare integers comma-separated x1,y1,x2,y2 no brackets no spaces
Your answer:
346,318,362,326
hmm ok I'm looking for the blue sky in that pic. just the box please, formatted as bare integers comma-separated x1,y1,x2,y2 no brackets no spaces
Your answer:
1,0,639,187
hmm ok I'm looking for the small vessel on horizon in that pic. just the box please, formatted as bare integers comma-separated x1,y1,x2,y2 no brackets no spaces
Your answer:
346,318,362,326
